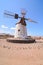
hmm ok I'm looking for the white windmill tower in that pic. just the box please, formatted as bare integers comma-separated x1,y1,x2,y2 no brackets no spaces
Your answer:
14,10,27,39
4,10,37,43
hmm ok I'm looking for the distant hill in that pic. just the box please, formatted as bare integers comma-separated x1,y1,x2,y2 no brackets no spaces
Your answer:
0,33,43,40
28,36,43,40
0,33,14,39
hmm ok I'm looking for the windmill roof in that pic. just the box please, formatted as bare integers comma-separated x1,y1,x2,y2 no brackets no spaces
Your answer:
16,18,26,26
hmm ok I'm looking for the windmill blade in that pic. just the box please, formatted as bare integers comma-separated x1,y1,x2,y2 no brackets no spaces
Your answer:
4,12,14,16
4,10,15,15
4,10,19,19
25,18,37,23
21,9,26,16
4,10,15,18
28,18,37,23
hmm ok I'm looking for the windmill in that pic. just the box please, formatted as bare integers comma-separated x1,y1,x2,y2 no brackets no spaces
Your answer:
4,10,37,43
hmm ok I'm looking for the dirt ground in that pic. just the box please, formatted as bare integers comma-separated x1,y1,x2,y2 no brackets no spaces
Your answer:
0,39,43,65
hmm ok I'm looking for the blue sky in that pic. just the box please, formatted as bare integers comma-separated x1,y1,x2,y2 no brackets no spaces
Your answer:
0,0,43,36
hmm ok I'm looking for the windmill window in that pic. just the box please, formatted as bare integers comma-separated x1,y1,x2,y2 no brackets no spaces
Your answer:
18,29,20,31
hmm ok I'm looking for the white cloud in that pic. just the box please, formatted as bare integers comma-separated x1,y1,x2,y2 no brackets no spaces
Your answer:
1,25,8,29
10,27,15,30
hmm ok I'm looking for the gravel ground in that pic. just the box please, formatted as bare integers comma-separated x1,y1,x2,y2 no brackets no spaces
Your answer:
0,39,43,65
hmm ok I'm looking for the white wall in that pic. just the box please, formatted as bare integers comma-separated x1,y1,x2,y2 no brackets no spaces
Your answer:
14,23,27,38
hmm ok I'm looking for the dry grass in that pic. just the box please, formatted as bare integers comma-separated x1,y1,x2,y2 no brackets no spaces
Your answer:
0,39,43,65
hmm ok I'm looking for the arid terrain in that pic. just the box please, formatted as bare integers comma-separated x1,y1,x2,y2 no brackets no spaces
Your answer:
0,38,43,65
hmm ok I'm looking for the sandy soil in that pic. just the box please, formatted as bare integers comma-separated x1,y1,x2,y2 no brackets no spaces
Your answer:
0,39,43,65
